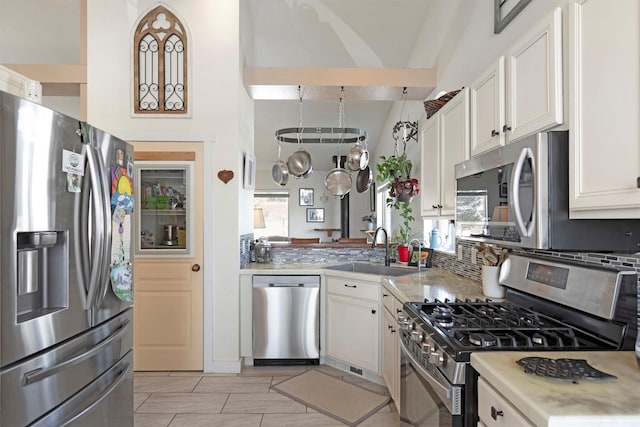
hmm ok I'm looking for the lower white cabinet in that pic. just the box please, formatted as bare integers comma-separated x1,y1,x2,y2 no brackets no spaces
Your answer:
381,285,401,411
325,276,380,373
477,377,534,427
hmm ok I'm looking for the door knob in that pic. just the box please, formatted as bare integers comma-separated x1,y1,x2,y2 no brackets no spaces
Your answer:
191,264,201,272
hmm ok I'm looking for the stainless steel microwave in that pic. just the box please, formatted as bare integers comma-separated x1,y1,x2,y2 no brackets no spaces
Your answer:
454,131,640,252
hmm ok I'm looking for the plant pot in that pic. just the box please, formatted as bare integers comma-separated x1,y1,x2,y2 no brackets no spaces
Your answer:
397,245,410,263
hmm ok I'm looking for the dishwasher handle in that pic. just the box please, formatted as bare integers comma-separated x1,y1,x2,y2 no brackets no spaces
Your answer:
252,282,319,288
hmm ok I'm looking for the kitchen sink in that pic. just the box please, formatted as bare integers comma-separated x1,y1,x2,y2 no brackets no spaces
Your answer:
323,263,416,277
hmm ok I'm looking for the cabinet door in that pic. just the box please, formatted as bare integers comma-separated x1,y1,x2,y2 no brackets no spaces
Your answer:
470,57,505,156
569,0,640,218
439,87,469,216
326,293,379,373
477,378,534,427
420,116,441,217
506,7,563,142
381,306,400,410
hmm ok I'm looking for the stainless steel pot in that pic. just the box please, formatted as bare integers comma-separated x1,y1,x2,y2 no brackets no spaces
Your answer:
287,148,313,178
272,142,289,186
346,141,369,171
325,156,352,197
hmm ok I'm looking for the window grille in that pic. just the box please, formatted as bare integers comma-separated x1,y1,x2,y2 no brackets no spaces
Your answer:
133,6,187,114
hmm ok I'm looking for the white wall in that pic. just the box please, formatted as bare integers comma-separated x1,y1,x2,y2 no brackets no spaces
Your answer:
87,0,251,373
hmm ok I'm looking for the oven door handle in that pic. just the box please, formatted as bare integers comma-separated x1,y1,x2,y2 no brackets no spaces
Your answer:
400,338,462,415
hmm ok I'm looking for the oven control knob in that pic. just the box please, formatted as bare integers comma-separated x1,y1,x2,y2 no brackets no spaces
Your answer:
411,330,423,342
429,350,444,367
420,342,431,355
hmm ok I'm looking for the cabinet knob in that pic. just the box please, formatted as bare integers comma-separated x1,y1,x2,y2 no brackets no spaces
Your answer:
191,264,201,272
503,124,512,132
344,284,357,288
432,204,439,209
491,129,500,137
382,293,388,297
491,406,504,420
371,309,377,314
438,204,443,209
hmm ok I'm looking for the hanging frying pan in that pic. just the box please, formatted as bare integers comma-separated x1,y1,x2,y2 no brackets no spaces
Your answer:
271,142,289,186
356,165,373,193
325,155,352,197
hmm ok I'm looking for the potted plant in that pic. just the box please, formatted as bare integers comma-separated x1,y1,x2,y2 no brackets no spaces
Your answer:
376,153,419,262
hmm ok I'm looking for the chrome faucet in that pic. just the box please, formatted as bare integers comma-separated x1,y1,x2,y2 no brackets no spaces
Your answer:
408,238,428,273
372,227,391,266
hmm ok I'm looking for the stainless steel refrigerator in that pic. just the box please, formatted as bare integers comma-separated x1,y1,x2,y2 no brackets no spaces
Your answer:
0,90,135,426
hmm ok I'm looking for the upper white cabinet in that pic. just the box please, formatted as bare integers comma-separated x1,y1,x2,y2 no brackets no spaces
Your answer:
470,8,563,156
421,87,470,218
470,57,505,156
568,0,640,218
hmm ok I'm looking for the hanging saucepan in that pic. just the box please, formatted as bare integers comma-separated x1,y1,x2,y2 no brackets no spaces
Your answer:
286,132,313,178
346,139,369,171
271,141,289,186
325,154,352,197
356,165,373,193
287,147,312,178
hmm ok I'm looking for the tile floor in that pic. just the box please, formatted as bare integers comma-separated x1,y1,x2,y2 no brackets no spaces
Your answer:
134,365,399,427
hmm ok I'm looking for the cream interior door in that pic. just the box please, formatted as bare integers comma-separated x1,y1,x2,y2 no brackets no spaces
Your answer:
131,142,203,371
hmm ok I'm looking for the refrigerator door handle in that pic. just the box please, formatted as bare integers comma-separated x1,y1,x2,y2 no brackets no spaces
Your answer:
93,148,113,309
85,146,106,309
23,318,130,385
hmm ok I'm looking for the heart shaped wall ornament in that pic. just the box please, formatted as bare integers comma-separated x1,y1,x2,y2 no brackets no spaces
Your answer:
217,169,234,184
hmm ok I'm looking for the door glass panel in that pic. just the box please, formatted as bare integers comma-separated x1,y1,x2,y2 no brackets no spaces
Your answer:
135,161,193,255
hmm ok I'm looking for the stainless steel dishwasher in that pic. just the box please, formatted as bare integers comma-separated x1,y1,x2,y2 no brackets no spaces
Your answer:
252,275,320,365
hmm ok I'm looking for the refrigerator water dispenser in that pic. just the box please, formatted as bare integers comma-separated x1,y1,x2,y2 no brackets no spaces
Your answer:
16,231,68,322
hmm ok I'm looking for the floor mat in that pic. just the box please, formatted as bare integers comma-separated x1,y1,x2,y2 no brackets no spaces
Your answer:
271,369,390,426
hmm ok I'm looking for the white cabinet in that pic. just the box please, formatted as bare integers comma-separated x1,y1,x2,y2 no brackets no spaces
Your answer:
470,58,505,156
421,87,470,217
470,8,563,156
477,377,534,427
326,276,380,373
568,0,640,218
381,285,401,412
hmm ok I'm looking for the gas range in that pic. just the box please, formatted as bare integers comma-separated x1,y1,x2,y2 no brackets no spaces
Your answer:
400,254,638,385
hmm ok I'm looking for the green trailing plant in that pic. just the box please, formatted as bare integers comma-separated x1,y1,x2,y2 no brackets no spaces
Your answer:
375,153,417,246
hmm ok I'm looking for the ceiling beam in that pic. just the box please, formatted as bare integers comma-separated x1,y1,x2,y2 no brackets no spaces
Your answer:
244,67,437,101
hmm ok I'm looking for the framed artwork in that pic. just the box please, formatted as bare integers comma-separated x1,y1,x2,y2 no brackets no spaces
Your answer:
306,208,324,223
409,247,434,268
494,0,531,34
243,153,256,190
299,188,314,206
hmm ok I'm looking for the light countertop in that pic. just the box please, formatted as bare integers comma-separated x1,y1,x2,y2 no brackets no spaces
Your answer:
471,351,640,427
241,262,485,302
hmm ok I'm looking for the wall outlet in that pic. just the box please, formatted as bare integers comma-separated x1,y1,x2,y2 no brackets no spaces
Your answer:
457,244,463,261
471,247,478,265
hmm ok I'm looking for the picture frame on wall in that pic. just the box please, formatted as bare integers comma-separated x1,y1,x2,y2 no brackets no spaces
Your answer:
299,188,314,206
306,208,324,223
243,153,256,190
494,0,532,34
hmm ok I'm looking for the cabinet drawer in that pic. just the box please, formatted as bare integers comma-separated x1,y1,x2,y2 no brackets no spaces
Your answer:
326,277,378,301
381,287,402,317
477,378,533,427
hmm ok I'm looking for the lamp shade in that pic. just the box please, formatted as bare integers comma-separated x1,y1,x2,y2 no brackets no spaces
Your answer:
253,208,266,228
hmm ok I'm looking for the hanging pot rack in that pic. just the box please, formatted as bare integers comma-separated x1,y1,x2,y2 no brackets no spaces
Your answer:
274,86,367,144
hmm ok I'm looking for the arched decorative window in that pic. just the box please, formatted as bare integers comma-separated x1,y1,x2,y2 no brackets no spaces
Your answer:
133,6,187,114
